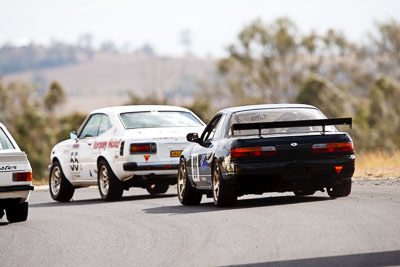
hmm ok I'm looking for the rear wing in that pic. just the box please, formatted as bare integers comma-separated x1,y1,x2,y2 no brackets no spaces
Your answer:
231,118,352,136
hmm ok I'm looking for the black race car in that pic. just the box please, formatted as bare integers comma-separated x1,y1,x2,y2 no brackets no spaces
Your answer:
177,104,355,207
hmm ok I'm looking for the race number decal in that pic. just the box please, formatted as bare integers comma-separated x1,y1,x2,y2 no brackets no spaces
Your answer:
70,152,79,173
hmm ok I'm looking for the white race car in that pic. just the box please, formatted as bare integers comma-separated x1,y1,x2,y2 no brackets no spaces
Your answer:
49,105,205,201
0,123,34,223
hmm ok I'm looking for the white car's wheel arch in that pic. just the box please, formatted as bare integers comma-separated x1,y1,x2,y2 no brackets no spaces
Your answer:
97,152,121,182
51,156,73,183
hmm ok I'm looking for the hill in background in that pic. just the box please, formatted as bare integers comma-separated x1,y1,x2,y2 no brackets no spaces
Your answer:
1,44,216,113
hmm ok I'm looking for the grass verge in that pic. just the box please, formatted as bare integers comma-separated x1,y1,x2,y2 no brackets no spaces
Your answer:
355,151,400,178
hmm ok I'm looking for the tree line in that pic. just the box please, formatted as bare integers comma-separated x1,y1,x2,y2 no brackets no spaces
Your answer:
0,78,86,179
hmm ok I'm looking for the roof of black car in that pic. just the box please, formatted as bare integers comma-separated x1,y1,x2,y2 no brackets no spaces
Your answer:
218,104,317,114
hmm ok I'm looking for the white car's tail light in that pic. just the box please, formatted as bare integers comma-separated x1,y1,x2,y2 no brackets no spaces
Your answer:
12,172,33,182
130,143,157,154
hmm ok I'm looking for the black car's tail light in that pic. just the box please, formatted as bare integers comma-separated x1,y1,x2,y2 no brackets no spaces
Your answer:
12,172,33,182
231,146,277,158
130,143,157,154
312,142,354,153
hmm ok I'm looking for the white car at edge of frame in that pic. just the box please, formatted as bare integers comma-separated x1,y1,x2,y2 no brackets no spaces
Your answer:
49,105,205,201
0,123,34,223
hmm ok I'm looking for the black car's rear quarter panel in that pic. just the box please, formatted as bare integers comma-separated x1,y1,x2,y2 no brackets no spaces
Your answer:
224,133,355,194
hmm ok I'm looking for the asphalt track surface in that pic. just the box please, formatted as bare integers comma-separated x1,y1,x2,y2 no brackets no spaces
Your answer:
1,179,400,267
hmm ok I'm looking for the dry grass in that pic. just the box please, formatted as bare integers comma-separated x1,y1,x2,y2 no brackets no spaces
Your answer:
355,151,400,178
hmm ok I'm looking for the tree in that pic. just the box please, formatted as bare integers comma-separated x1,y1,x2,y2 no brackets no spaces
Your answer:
0,78,52,178
0,77,76,179
367,77,400,150
179,29,192,55
217,17,301,104
216,18,367,106
369,19,400,81
44,81,66,112
296,74,350,118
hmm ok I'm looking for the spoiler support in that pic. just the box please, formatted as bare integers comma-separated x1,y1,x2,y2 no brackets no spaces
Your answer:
231,118,352,137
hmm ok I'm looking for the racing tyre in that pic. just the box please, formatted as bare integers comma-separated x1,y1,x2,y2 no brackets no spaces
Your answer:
6,202,28,223
49,161,75,202
177,158,202,205
327,180,352,198
212,160,237,207
293,189,316,197
98,159,123,201
146,184,169,195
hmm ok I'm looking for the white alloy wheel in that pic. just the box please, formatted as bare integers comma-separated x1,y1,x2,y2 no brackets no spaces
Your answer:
50,166,61,196
99,165,110,196
177,162,186,200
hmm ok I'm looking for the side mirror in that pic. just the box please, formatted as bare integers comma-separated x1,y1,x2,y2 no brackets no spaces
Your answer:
186,132,200,143
70,131,78,140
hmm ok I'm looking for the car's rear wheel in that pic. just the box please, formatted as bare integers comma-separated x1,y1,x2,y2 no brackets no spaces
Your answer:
98,159,123,201
293,189,316,196
6,202,28,223
177,158,202,205
49,161,75,202
146,184,169,195
327,180,352,198
212,160,237,207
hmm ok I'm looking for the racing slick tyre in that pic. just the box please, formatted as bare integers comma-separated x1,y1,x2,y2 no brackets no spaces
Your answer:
6,202,28,223
327,180,352,198
177,158,202,205
49,161,75,202
98,159,123,201
212,160,237,207
146,184,169,195
293,189,316,196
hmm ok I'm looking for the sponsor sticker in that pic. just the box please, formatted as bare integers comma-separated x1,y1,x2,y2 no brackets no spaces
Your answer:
108,139,121,149
170,150,183,157
94,141,107,150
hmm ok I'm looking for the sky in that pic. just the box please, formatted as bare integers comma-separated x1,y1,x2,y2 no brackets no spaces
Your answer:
1,0,400,57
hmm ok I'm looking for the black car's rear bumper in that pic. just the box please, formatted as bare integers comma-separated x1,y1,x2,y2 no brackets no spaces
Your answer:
222,155,355,193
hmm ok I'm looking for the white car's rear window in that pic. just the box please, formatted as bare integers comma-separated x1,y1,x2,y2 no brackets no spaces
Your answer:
0,128,14,150
120,111,203,129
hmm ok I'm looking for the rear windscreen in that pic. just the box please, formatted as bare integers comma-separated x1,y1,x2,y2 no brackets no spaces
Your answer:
229,108,335,136
0,128,14,150
120,111,203,129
